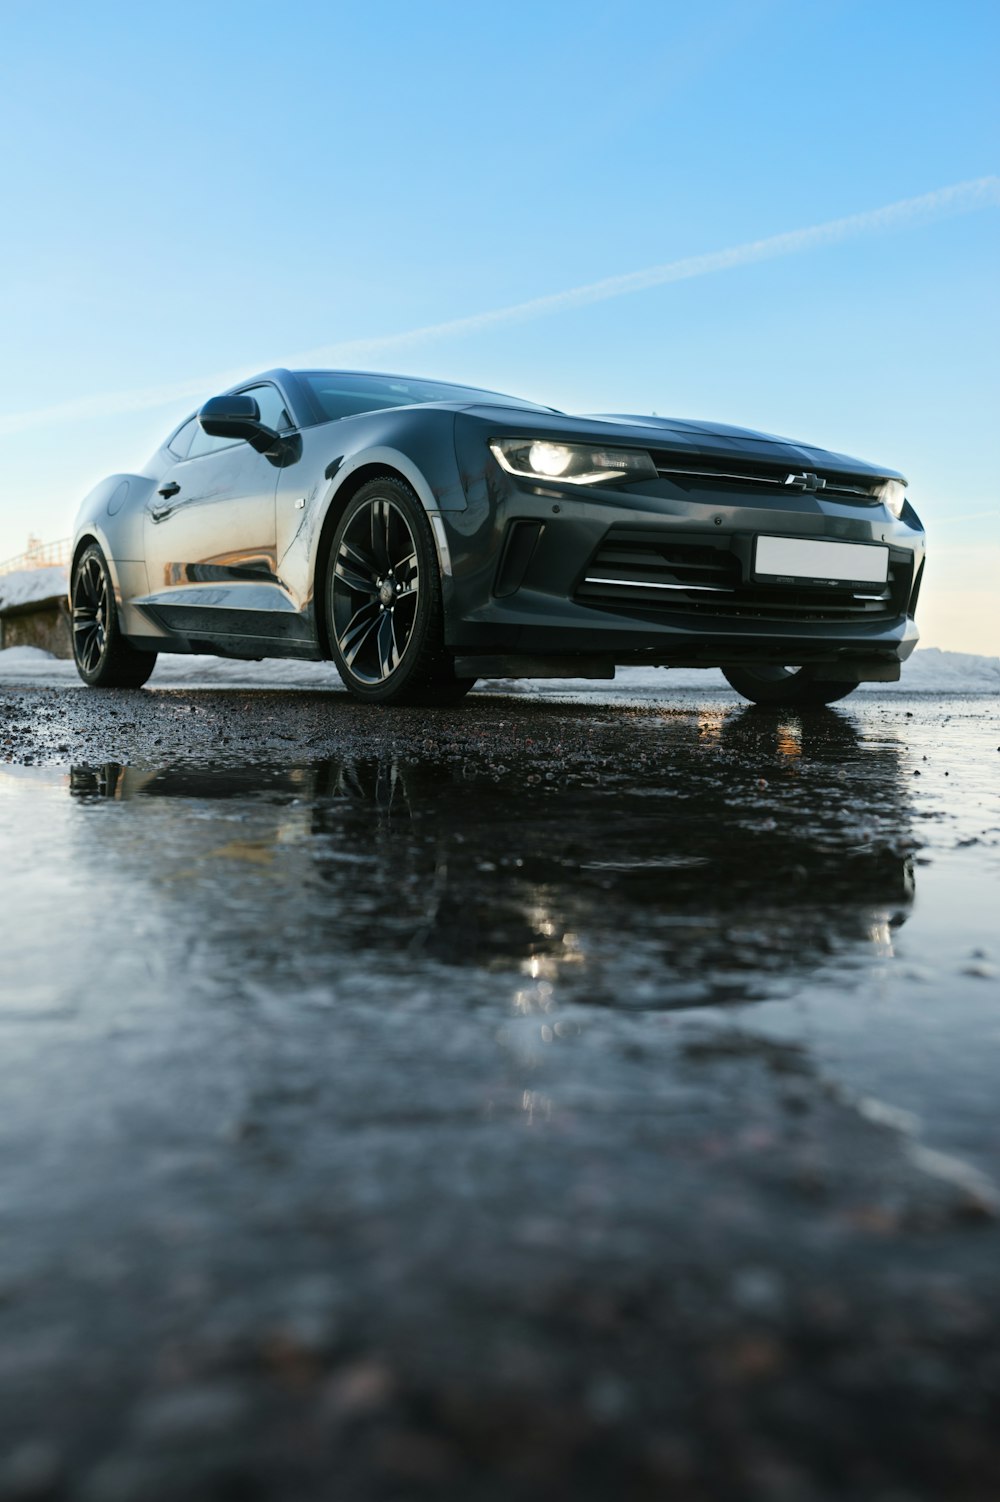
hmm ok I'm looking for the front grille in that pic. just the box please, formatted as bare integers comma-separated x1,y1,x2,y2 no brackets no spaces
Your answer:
649,452,879,502
575,530,911,623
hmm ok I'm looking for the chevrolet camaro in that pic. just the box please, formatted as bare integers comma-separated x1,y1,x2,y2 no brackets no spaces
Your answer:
70,368,925,705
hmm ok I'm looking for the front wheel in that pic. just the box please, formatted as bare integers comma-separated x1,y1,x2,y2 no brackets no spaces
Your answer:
722,664,859,707
71,544,157,688
326,477,474,706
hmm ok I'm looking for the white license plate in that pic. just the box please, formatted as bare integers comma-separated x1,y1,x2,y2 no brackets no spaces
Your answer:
754,535,889,586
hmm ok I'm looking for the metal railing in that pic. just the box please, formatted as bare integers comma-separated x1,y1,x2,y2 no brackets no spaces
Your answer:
0,537,72,576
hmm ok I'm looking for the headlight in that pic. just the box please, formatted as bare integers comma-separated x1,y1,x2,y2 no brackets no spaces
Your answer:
490,437,657,487
877,479,907,518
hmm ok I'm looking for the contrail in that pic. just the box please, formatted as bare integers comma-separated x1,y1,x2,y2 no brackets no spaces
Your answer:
938,509,1000,524
301,176,1000,364
2,176,997,439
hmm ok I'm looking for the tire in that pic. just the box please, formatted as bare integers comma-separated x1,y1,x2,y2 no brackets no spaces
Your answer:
326,476,474,706
71,544,157,688
722,663,859,707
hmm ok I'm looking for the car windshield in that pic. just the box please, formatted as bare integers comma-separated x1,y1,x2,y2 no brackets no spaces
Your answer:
299,370,556,422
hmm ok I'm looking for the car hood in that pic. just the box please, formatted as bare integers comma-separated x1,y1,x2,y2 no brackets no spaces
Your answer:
460,404,905,483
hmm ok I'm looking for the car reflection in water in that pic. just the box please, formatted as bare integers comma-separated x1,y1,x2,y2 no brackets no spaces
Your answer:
69,707,915,1011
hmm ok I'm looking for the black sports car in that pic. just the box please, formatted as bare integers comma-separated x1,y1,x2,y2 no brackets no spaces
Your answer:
70,368,924,705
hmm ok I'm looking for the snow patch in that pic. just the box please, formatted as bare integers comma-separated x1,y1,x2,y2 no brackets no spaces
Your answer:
885,647,1000,692
0,646,61,665
0,566,69,611
152,656,337,688
499,649,1000,700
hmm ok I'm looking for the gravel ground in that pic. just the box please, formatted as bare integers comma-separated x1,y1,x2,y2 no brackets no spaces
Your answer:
1,679,999,1501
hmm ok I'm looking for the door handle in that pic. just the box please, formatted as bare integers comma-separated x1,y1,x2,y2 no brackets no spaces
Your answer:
158,482,181,498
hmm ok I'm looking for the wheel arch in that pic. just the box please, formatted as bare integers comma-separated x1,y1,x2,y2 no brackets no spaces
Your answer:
313,458,444,658
71,527,123,602
71,471,153,603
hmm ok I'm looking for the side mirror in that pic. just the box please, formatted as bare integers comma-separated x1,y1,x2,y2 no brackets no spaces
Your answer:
198,394,277,452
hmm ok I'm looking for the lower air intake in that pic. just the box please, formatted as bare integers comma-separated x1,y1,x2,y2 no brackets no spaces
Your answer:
575,529,911,623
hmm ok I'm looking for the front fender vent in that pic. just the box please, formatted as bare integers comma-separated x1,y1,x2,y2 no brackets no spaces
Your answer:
494,520,545,598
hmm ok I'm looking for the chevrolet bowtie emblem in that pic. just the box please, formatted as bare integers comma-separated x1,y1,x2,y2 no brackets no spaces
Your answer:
785,471,826,492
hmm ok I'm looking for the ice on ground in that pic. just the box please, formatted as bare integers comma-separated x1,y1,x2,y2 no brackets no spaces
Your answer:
0,643,997,695
0,566,69,611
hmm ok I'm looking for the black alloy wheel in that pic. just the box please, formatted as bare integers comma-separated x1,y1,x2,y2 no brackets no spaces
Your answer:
722,663,859,707
327,476,474,706
71,544,157,688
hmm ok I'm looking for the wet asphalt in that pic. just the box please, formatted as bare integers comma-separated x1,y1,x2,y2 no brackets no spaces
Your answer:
1,679,999,1501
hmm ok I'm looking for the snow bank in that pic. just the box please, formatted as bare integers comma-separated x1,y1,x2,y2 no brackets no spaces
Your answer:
0,646,65,666
601,649,1000,696
499,652,1000,701
152,655,336,687
0,566,69,611
884,647,1000,692
2,567,994,696
1,644,997,695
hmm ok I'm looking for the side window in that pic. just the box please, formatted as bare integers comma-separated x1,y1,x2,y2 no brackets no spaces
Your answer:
167,417,198,459
242,383,294,433
182,383,295,461
187,421,239,460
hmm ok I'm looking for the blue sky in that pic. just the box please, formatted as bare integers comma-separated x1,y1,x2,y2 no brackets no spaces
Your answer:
1,0,997,649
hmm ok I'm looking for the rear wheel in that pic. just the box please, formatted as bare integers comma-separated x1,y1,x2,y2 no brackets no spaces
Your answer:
326,476,474,706
71,544,157,688
722,663,859,707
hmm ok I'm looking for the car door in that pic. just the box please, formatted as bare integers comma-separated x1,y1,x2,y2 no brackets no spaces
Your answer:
140,384,292,646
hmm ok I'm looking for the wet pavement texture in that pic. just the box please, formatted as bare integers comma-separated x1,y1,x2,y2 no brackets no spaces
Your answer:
1,682,999,1501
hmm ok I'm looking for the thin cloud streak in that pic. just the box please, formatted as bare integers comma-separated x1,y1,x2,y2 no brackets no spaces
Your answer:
936,511,1000,526
302,177,1000,364
2,176,997,439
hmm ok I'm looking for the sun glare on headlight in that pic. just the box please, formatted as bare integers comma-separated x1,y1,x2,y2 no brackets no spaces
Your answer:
527,442,573,477
878,479,907,518
490,438,658,486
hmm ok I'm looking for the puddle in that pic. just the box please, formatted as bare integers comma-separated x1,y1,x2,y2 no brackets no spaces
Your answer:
0,700,997,1164
1,694,999,1498
31,716,919,1002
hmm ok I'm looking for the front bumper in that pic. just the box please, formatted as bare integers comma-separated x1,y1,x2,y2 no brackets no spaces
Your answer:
440,465,925,674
